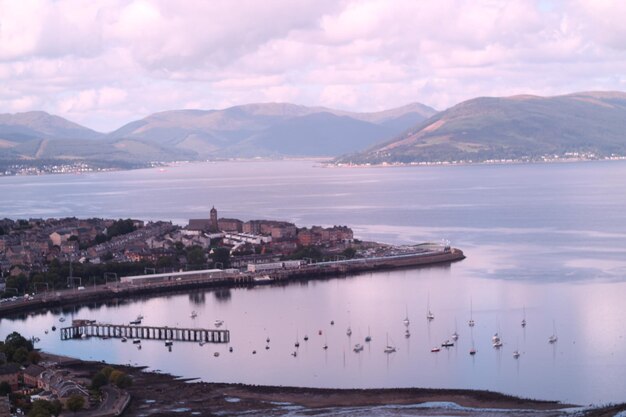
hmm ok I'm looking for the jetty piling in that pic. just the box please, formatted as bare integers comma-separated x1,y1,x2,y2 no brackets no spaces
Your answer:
60,323,229,343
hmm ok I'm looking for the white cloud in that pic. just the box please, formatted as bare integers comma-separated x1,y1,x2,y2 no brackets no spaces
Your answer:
0,0,625,131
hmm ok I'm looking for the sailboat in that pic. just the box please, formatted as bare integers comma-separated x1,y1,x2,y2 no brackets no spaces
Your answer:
294,331,300,348
513,349,521,359
426,295,435,321
405,328,411,338
346,327,352,337
452,319,459,341
521,306,527,328
384,333,396,353
492,332,503,348
403,306,410,326
190,311,197,318
468,299,475,327
548,321,558,344
365,326,372,343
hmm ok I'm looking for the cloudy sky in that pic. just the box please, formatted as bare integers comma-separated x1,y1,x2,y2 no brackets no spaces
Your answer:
1,0,625,132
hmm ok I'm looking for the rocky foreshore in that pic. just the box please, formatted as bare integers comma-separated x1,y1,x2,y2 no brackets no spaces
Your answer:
50,354,626,417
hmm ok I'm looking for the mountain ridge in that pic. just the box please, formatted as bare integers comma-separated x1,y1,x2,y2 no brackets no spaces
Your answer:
336,91,626,164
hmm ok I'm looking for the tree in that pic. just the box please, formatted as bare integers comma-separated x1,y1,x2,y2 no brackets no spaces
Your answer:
100,366,114,379
114,374,132,389
186,246,206,269
0,381,11,396
90,372,108,390
341,247,357,259
210,247,230,268
28,350,42,364
108,370,124,384
28,399,61,417
65,395,85,413
12,346,29,364
3,331,34,362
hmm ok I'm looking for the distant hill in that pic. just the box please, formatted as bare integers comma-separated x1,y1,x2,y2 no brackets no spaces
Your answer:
0,103,435,164
104,102,437,159
336,92,626,164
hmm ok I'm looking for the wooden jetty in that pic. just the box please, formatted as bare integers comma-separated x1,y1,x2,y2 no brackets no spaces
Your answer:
60,322,229,343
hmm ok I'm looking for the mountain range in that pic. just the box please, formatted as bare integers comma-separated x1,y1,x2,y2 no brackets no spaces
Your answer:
2,91,626,167
0,103,436,163
337,91,626,164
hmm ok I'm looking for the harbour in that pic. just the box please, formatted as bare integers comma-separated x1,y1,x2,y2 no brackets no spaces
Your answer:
1,160,626,405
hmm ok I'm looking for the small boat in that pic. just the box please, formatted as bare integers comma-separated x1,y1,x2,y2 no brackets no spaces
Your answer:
214,320,224,327
291,351,297,357
266,337,270,343
199,341,206,346
214,352,219,357
431,347,441,353
165,340,173,346
405,329,410,338
121,337,127,343
521,307,527,328
353,343,364,352
51,326,56,331
330,320,334,325
441,340,454,348
132,339,141,344
252,350,256,354
492,332,503,348
137,314,144,320
365,326,372,343
549,321,558,344
190,311,197,318
265,345,270,350
426,295,434,321
81,333,87,339
304,335,309,341
469,348,477,355
513,350,521,359
129,319,141,325
403,306,410,326
468,299,475,327
452,331,459,341
318,330,322,335
45,330,48,334
294,341,300,348
59,317,66,322
137,345,142,350
384,333,396,353
346,327,352,337
229,347,233,353
323,343,328,350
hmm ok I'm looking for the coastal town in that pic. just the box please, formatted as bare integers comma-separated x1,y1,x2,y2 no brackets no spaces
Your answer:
0,209,466,416
0,207,358,289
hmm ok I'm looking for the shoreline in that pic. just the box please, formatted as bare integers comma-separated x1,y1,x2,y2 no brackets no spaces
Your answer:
52,353,589,417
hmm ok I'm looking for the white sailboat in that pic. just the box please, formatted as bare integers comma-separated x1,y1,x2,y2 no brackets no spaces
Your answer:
426,295,435,321
492,332,503,348
403,306,410,326
468,299,475,327
384,333,396,353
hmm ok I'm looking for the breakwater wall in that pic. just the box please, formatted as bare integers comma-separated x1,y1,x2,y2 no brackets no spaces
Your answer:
0,249,464,317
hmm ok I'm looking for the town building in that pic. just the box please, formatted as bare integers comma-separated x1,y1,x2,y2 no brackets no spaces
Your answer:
0,364,20,390
23,364,45,387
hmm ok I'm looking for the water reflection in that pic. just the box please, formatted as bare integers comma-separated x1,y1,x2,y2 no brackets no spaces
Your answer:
2,269,625,405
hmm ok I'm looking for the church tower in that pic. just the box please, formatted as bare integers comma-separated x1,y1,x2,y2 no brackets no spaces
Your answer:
210,206,218,232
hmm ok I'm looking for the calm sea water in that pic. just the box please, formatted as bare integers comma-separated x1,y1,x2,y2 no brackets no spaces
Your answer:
1,160,626,405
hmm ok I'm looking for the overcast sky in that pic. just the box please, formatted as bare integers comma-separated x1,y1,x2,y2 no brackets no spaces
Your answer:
1,0,625,132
